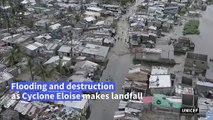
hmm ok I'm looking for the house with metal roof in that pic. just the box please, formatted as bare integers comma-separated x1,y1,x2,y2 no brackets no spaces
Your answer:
81,43,109,62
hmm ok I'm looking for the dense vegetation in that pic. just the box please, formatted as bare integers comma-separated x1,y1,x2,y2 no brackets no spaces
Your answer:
183,20,200,35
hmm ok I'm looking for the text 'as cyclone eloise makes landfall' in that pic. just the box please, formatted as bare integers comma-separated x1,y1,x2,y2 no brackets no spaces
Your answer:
9,82,116,101
10,82,116,92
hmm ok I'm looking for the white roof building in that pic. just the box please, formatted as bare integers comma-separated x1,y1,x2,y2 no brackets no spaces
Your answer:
96,21,105,26
26,42,44,51
0,72,13,84
58,45,71,53
87,7,103,12
49,23,61,30
44,56,71,66
149,75,171,88
85,11,101,17
84,16,96,22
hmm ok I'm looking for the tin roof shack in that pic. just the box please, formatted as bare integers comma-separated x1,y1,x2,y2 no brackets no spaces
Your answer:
35,19,51,27
137,48,162,62
149,66,172,95
198,98,213,117
0,92,18,110
81,43,109,63
81,37,103,46
84,16,96,24
196,81,213,96
122,66,149,93
44,56,71,66
162,22,171,32
0,109,20,120
172,37,195,54
152,94,182,113
188,11,201,17
38,104,80,120
0,72,13,92
129,32,141,47
133,47,175,65
56,99,89,114
67,73,93,82
114,111,125,120
164,6,179,15
175,84,194,96
74,60,99,75
184,52,208,76
103,37,114,47
58,45,72,57
125,100,143,118
181,75,195,87
141,32,150,44
14,101,43,120
1,34,34,46
25,42,45,56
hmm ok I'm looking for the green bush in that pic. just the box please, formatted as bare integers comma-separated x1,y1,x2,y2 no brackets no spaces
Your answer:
183,20,200,35
179,8,188,16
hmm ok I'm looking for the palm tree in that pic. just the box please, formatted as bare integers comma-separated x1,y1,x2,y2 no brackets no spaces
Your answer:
69,31,73,57
5,45,23,67
74,12,82,23
34,63,60,81
25,55,36,81
57,55,64,74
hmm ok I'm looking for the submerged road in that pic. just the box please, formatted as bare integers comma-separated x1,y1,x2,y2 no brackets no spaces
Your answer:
88,1,141,120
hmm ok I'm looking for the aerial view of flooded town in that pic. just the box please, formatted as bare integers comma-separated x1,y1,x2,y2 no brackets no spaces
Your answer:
0,0,213,120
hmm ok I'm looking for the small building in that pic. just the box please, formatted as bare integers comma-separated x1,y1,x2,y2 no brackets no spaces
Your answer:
84,16,96,24
81,43,109,62
58,45,72,57
123,66,149,93
86,7,103,13
184,52,208,76
149,66,172,95
0,72,13,92
149,75,172,95
25,42,45,56
44,56,71,66
74,60,99,74
49,23,61,31
175,84,194,96
188,11,201,17
196,81,213,95
141,48,162,62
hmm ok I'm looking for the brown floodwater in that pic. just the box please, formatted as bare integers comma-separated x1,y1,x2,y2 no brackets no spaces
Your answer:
190,5,213,57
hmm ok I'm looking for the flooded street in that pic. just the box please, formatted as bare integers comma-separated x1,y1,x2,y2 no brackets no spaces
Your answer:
189,5,213,57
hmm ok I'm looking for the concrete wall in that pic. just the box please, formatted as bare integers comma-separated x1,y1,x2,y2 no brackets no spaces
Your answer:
150,87,172,95
142,52,161,61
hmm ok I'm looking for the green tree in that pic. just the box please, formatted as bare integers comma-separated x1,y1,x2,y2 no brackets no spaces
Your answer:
71,113,87,120
74,12,82,22
120,0,129,6
34,63,59,81
25,55,36,81
5,45,23,67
